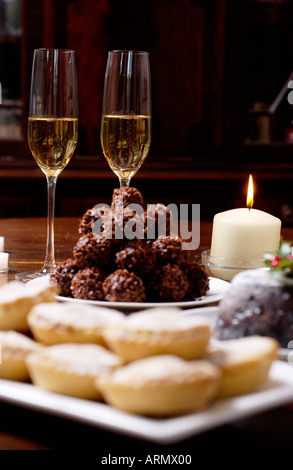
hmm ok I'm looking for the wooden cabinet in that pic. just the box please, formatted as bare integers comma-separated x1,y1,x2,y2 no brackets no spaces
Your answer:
241,0,293,161
1,0,233,159
0,0,293,223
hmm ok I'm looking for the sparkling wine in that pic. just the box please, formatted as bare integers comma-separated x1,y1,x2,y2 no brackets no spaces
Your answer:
28,117,78,176
101,114,151,179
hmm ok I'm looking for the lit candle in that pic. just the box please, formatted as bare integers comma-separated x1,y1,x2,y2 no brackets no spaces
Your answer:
209,175,281,280
0,237,4,252
0,252,9,272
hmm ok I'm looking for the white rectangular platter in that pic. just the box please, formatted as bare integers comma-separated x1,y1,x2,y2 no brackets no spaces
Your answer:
0,360,293,445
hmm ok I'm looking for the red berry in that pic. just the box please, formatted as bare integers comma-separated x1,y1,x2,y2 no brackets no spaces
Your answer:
270,255,282,268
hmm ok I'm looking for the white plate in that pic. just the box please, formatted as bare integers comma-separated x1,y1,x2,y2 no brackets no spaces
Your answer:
26,276,230,310
0,361,292,444
182,305,219,319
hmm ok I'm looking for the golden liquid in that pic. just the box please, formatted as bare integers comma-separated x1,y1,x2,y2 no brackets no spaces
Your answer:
28,118,78,177
101,115,151,179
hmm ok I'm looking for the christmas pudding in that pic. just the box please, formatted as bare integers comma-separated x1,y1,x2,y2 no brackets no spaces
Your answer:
215,241,293,348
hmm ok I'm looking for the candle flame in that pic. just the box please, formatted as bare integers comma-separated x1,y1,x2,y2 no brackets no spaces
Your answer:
246,174,254,209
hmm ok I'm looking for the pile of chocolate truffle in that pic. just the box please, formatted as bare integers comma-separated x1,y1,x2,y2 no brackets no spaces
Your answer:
50,187,209,303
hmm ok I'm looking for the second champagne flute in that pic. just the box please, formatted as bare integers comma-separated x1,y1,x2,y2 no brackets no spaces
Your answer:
16,48,78,281
101,50,151,188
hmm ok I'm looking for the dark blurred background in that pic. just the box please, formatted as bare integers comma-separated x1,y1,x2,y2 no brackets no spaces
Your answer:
1,0,293,224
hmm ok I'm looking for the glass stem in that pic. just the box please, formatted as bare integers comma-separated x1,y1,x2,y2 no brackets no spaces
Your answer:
119,177,131,188
42,174,57,273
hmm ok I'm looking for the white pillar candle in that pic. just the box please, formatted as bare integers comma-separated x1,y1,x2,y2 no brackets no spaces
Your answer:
0,237,4,252
209,175,281,280
211,208,281,261
0,252,9,272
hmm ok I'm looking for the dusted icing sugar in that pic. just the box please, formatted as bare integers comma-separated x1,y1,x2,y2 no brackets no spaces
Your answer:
0,330,37,350
0,280,56,303
33,343,123,376
118,307,211,332
110,355,219,384
30,302,123,329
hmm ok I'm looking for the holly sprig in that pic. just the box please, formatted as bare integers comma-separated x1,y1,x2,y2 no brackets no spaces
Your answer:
264,239,293,280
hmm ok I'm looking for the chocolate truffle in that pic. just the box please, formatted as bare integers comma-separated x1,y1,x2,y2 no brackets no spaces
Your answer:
71,266,105,301
73,232,112,269
102,269,146,303
111,187,144,211
50,258,79,297
144,203,175,239
149,263,189,302
115,240,157,278
78,204,110,235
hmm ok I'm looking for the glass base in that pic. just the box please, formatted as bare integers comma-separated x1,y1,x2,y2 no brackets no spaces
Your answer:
15,269,53,282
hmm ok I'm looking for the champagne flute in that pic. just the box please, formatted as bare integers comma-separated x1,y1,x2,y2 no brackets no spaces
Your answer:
16,48,78,281
101,50,151,188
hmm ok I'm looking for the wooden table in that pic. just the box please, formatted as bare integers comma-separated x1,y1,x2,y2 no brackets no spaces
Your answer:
1,217,293,455
1,217,81,284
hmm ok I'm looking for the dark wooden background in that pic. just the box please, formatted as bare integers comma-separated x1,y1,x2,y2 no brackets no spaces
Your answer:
1,0,293,223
